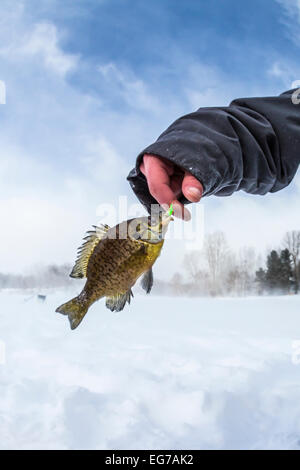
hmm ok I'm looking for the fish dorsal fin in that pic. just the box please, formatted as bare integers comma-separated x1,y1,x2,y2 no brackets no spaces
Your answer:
70,224,110,279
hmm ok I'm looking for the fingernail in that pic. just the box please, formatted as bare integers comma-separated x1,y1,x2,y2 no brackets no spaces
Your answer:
187,187,202,201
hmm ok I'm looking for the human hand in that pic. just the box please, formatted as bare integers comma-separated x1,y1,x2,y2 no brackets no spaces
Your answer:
140,154,203,220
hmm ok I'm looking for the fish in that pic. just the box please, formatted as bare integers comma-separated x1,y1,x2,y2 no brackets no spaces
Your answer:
55,211,173,330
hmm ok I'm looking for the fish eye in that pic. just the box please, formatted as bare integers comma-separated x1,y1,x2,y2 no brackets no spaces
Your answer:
136,224,141,232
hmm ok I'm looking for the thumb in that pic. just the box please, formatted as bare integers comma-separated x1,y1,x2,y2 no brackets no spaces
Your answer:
182,172,203,202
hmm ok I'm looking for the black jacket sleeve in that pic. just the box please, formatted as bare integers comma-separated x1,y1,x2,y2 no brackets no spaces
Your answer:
127,89,300,212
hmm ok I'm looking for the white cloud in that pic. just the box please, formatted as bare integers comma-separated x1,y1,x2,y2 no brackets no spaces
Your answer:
21,23,78,76
268,60,300,87
0,22,78,77
80,136,128,183
98,62,162,113
183,63,236,109
277,0,300,20
0,137,129,272
276,0,300,44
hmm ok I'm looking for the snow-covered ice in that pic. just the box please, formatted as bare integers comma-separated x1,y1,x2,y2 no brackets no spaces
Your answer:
1,289,300,450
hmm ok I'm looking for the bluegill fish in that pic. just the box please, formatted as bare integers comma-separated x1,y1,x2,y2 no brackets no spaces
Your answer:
56,212,173,329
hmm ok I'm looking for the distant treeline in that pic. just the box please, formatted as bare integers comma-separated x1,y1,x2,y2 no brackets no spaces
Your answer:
0,264,74,289
1,231,299,297
153,230,300,297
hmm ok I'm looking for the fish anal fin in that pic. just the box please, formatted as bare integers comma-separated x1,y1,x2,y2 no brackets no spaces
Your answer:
70,224,110,279
106,289,133,312
141,267,153,294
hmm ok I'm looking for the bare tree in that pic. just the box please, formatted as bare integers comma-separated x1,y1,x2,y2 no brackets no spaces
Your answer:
204,231,230,295
236,247,257,295
184,250,203,283
183,249,212,295
283,231,300,293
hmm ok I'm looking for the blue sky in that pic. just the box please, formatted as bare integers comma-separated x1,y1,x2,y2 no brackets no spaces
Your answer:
25,0,300,95
25,1,299,73
0,0,299,276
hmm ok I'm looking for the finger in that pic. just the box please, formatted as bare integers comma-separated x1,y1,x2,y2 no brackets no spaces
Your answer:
142,155,191,221
182,172,203,202
161,199,191,221
143,155,176,207
173,200,191,221
170,173,184,198
140,161,146,175
143,154,174,176
142,160,185,199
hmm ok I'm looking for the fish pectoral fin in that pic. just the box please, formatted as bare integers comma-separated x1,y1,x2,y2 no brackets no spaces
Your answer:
106,289,134,312
141,267,153,294
70,224,110,279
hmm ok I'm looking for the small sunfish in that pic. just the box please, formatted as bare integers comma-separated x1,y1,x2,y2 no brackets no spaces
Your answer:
56,211,173,329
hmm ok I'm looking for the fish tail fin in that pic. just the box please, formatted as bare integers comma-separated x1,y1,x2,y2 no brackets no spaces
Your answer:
56,294,89,330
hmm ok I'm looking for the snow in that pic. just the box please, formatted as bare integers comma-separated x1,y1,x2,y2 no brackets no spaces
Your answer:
1,289,300,450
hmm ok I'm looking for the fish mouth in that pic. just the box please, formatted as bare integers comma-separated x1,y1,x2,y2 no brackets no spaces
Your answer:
146,213,173,241
161,214,174,227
